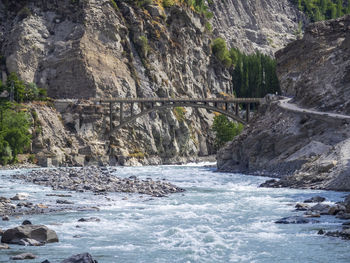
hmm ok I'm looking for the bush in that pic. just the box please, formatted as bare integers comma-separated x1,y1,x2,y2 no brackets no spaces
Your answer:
4,72,47,102
173,107,186,122
212,114,243,149
162,0,175,8
211,38,232,68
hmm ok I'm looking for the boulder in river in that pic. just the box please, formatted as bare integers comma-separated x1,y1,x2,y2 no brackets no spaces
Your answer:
18,238,43,246
56,199,74,205
1,225,59,244
22,220,32,225
0,243,9,249
60,253,98,263
295,203,310,211
275,216,319,224
10,193,29,201
310,203,330,214
304,196,326,203
77,217,100,222
325,229,350,240
10,253,36,260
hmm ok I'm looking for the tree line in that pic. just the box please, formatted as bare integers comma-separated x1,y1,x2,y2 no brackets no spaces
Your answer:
293,0,350,21
211,38,280,98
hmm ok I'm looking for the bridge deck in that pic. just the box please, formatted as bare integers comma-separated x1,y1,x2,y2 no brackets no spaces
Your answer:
94,98,262,104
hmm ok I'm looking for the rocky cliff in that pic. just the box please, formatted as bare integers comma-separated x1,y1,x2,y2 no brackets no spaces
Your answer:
210,0,301,55
0,0,301,166
217,15,350,191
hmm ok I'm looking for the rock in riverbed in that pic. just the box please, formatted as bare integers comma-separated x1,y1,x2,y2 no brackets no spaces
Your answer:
1,225,58,245
78,217,100,222
60,253,98,263
275,216,319,224
10,193,29,201
12,167,185,197
10,253,36,260
325,229,350,240
0,243,9,249
304,196,326,203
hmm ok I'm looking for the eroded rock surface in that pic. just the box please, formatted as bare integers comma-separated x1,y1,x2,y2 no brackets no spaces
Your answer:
0,0,303,166
210,0,302,55
217,15,350,191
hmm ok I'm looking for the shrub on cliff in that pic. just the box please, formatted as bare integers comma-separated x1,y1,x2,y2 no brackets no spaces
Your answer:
212,115,243,149
2,72,47,102
211,38,232,68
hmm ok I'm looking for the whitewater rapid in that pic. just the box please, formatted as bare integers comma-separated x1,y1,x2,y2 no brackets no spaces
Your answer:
0,164,349,262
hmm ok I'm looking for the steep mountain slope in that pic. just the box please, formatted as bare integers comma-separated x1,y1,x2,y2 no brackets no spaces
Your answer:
217,15,350,190
210,0,301,55
0,0,301,166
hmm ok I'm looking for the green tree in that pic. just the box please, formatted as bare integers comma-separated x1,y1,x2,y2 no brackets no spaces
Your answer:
0,109,31,162
6,72,26,102
212,114,243,149
0,136,12,165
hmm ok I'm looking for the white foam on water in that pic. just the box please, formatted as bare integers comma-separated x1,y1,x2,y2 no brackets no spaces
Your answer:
1,167,350,263
91,244,138,251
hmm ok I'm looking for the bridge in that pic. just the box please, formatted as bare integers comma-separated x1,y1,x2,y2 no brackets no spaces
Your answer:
94,97,263,133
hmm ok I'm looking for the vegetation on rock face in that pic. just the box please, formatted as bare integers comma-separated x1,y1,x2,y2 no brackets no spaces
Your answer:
293,0,350,21
173,107,186,122
0,103,31,164
212,115,243,149
211,38,234,68
0,72,48,165
0,72,47,103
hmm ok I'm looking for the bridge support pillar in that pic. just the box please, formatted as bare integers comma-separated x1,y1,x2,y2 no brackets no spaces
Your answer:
109,102,113,137
130,102,134,116
120,102,123,124
235,103,239,116
246,103,250,122
140,102,144,111
225,103,228,111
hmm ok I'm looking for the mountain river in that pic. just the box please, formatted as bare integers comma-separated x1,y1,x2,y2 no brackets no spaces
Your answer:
0,164,349,262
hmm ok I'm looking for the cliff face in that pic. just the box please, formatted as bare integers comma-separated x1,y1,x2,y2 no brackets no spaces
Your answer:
0,0,301,166
217,15,350,191
277,15,350,114
210,0,301,55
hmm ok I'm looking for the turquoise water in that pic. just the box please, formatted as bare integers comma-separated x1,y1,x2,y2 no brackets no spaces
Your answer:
0,164,350,263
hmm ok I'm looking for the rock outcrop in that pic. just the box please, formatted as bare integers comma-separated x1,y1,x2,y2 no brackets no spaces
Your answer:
0,0,302,166
277,15,350,114
217,15,350,191
210,0,302,55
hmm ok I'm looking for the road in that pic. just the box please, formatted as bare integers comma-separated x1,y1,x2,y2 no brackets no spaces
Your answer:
278,98,350,120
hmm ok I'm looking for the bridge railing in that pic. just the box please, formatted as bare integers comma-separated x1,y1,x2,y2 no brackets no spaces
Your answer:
93,97,263,104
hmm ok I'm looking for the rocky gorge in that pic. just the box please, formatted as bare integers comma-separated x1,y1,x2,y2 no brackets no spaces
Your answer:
217,15,350,191
0,0,302,167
